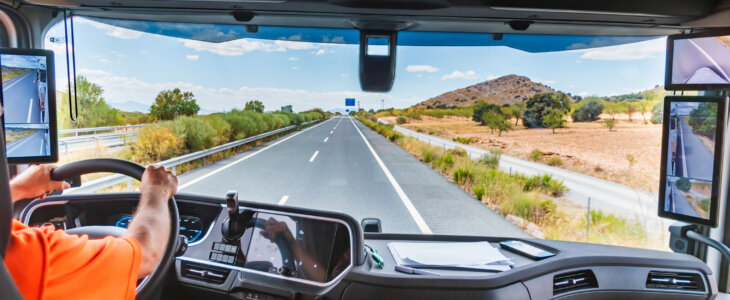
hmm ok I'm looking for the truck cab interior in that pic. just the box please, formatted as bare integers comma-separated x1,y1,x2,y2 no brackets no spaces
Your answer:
3,0,730,299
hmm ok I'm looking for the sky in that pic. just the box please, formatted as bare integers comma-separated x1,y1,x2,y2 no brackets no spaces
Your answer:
44,18,668,113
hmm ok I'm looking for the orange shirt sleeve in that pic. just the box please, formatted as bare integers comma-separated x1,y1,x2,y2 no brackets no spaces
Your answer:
4,220,143,300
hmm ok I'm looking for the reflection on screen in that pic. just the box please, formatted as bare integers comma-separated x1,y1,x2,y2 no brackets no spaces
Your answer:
0,54,50,158
663,101,718,220
672,36,730,85
244,212,350,283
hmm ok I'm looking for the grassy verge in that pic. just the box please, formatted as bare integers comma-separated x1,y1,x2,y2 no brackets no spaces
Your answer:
1,68,30,83
356,112,658,249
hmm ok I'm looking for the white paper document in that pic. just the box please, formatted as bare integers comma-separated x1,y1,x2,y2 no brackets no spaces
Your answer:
388,241,512,272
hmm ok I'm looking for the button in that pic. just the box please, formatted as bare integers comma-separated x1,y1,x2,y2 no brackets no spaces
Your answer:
212,243,221,251
227,256,235,264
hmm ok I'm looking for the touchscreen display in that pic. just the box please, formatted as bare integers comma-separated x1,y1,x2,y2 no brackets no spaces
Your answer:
244,212,351,283
659,97,724,226
669,35,730,87
0,53,52,159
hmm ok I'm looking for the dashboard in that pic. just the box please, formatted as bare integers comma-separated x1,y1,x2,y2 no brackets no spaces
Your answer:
17,192,721,300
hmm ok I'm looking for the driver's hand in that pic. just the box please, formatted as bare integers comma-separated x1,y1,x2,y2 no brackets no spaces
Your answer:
139,165,177,200
261,218,293,242
10,164,70,201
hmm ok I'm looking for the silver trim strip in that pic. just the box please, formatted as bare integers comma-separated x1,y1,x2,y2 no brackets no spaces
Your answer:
21,200,68,224
490,6,672,18
189,218,216,246
177,204,356,288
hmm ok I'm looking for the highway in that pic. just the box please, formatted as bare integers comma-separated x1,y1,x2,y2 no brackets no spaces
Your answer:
667,181,700,218
176,116,528,237
677,118,714,181
3,70,45,124
6,129,47,157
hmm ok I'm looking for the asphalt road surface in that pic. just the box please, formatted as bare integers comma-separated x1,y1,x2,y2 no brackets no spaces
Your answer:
3,70,44,124
668,182,700,218
678,118,714,181
177,116,528,237
6,129,47,157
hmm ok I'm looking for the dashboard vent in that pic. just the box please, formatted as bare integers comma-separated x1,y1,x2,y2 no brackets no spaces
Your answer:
553,270,598,294
181,261,230,284
646,271,704,291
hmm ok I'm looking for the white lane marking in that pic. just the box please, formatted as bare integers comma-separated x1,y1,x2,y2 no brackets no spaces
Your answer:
40,133,45,154
27,98,33,123
323,137,329,143
2,72,31,92
309,150,319,162
679,119,688,178
688,39,730,82
179,119,332,190
330,130,333,135
278,195,289,206
348,117,432,234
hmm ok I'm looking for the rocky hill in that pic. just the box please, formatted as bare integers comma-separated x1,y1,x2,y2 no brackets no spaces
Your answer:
414,74,569,108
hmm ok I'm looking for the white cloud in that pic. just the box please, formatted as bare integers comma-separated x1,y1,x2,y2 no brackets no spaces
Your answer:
186,55,199,61
486,74,498,80
340,74,348,78
314,49,325,55
77,18,143,39
98,58,111,63
573,38,665,61
577,91,591,97
289,57,298,61
183,38,318,56
78,68,418,112
442,70,477,80
406,65,439,73
291,66,299,70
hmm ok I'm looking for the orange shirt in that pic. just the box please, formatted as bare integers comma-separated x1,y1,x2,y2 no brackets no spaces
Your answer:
4,220,142,300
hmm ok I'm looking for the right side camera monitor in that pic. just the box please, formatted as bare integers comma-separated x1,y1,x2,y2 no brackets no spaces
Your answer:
659,96,725,226
666,32,730,90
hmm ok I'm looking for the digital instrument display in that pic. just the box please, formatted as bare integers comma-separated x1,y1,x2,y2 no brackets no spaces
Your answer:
243,212,351,283
0,48,57,163
659,96,724,226
114,214,205,243
666,32,730,90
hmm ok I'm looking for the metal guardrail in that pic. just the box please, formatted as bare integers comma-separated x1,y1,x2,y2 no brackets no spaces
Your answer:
59,124,147,135
65,120,319,194
58,132,139,153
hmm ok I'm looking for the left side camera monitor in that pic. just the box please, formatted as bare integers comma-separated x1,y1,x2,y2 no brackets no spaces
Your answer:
0,48,57,164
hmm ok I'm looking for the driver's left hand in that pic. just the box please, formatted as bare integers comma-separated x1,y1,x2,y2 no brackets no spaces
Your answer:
10,164,70,201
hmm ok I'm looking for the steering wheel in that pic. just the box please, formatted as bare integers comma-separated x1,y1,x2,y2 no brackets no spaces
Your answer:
253,218,297,273
50,158,180,300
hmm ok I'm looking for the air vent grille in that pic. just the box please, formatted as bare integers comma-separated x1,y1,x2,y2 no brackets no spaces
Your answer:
181,261,230,284
553,270,598,294
646,271,704,291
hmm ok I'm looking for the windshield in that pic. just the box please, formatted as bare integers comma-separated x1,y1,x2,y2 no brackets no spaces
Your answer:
45,18,671,251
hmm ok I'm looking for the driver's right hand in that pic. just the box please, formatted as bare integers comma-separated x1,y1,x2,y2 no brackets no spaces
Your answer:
139,166,177,200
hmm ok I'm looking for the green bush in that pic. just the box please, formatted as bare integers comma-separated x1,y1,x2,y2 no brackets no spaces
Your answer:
479,149,501,169
204,114,233,145
453,168,474,185
130,125,183,163
447,147,467,157
433,154,454,172
396,116,407,124
389,132,403,141
571,99,604,122
546,157,563,166
452,136,474,144
421,146,437,163
501,194,557,225
676,178,691,192
522,174,566,196
530,149,543,161
651,101,663,124
167,116,218,152
472,185,485,200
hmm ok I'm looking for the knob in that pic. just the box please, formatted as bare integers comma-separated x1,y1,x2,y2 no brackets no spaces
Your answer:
226,190,239,218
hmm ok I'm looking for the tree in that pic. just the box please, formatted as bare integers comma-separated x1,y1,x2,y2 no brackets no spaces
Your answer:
651,100,663,124
511,102,526,126
543,110,566,133
624,102,637,122
676,177,691,192
472,101,500,124
482,110,513,136
571,99,603,122
637,100,652,124
57,76,123,129
603,102,619,120
603,118,616,131
150,88,200,121
522,92,571,128
244,100,265,113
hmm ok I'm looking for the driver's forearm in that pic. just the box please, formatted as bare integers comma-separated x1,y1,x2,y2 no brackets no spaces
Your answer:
126,190,170,279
